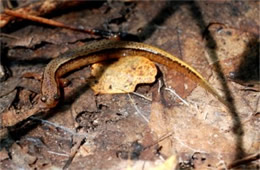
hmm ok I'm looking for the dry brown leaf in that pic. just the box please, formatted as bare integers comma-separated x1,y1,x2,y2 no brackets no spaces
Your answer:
148,82,240,169
206,24,259,91
90,56,157,94
149,99,237,169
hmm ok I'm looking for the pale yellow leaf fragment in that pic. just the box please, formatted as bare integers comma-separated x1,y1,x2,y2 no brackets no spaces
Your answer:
151,155,178,170
90,56,157,94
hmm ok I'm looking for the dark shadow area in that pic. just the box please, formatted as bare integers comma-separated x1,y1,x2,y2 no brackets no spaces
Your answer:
137,0,184,41
8,58,50,67
188,1,245,159
0,42,11,81
0,109,51,150
228,38,259,90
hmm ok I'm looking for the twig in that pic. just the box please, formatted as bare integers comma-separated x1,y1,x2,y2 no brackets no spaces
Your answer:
165,87,189,106
158,79,163,93
30,117,88,137
0,33,19,39
174,136,207,154
176,26,183,59
47,151,69,157
63,135,86,170
130,92,152,102
227,152,260,169
144,132,174,150
3,9,118,38
128,94,149,123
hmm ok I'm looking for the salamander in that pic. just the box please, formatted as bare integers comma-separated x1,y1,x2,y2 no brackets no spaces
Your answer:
39,39,229,109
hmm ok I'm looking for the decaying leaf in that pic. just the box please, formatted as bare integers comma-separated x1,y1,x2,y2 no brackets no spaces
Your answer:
206,24,259,91
90,56,157,94
149,97,237,169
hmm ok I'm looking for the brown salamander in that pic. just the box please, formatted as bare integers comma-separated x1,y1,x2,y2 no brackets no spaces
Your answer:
39,39,229,109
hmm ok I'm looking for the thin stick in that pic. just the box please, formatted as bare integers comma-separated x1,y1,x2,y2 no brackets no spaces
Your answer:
131,92,152,102
0,33,19,39
144,132,174,150
128,94,149,123
30,117,88,137
227,152,260,169
63,135,86,170
4,9,116,38
165,87,189,106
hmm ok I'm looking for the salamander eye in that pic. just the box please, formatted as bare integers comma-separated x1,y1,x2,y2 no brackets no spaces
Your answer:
41,96,47,102
53,94,60,101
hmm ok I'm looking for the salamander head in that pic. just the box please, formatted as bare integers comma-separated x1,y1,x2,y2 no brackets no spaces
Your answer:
38,93,60,109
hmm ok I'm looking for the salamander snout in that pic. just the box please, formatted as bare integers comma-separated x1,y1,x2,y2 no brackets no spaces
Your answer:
39,94,60,109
